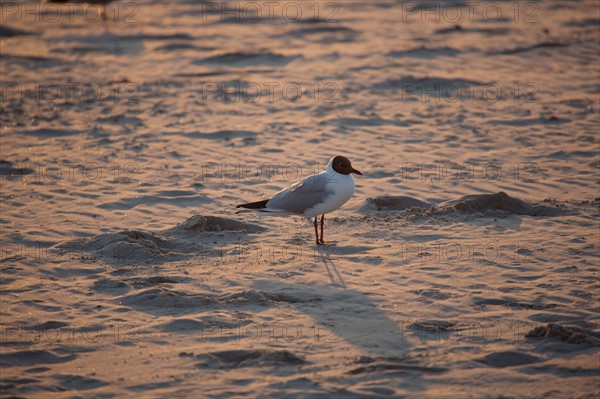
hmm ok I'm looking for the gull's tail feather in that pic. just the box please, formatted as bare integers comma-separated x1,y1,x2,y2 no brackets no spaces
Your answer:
236,199,269,209
235,199,292,215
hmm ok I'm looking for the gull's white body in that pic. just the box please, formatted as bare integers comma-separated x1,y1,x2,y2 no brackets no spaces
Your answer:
251,158,356,219
303,172,355,218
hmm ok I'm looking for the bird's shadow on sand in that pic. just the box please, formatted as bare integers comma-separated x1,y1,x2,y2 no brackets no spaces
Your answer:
111,271,434,388
250,279,442,388
313,242,392,286
313,244,346,288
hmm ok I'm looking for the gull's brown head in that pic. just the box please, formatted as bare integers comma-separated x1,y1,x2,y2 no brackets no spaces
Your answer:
331,155,362,175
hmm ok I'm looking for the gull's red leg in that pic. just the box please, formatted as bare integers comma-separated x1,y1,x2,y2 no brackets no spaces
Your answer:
320,214,325,244
314,216,320,245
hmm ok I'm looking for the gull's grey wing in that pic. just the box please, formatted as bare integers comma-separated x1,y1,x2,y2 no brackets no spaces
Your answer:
267,174,333,214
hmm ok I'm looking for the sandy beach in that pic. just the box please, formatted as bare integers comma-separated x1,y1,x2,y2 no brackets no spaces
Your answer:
1,0,599,398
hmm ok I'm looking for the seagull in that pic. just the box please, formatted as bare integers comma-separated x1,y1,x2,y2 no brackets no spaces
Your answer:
236,156,362,245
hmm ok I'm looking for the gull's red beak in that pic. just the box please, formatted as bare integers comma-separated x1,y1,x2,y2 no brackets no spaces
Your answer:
351,168,362,176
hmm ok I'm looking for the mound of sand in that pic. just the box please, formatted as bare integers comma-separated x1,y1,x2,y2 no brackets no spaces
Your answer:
87,230,177,261
435,192,565,216
525,323,600,346
361,192,564,216
54,216,264,265
168,215,265,234
52,229,180,264
359,196,432,212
